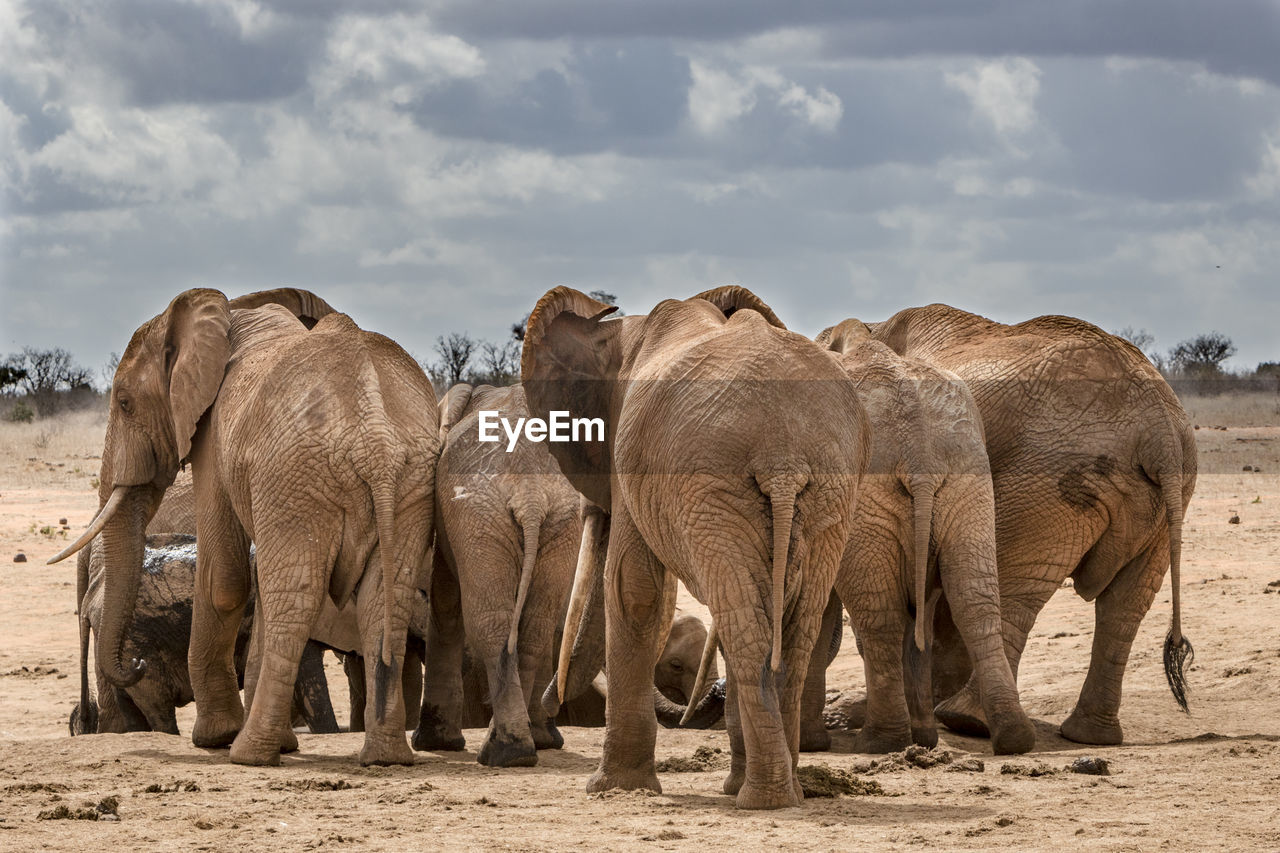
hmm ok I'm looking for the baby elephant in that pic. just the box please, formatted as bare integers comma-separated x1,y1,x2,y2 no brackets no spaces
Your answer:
72,534,334,735
72,534,250,735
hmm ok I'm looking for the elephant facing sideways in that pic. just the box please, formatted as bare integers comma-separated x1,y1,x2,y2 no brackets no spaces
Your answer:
802,319,1034,755
869,304,1196,745
524,286,870,809
52,287,439,767
414,383,583,767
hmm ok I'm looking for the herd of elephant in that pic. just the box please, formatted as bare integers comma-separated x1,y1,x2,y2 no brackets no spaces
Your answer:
53,283,1195,811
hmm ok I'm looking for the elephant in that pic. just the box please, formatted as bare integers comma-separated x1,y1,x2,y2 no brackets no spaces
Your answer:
866,304,1196,745
51,286,439,767
793,319,1034,755
412,382,584,766
71,532,340,736
522,285,870,809
457,607,718,728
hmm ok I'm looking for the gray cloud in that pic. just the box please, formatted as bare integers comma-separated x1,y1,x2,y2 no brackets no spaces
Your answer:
2,0,1278,378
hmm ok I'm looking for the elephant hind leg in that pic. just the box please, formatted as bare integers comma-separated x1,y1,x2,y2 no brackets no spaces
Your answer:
798,592,841,752
228,536,332,766
352,542,414,767
1062,541,1168,745
414,551,466,751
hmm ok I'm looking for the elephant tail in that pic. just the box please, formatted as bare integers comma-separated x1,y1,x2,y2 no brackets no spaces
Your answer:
910,478,939,652
1161,465,1193,713
763,474,804,675
507,501,545,657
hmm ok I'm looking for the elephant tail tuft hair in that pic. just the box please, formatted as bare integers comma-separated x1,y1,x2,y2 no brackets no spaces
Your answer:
761,473,804,675
507,500,545,658
1161,465,1193,713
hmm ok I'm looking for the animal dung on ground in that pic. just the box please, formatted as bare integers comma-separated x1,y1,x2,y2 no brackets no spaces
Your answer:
13,552,26,562
1068,757,1111,776
1000,762,1058,777
1229,514,1241,524
947,758,986,773
796,765,888,798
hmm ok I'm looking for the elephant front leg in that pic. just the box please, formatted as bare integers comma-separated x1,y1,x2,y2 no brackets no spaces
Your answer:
587,510,667,796
413,553,466,751
189,521,251,750
1062,546,1166,746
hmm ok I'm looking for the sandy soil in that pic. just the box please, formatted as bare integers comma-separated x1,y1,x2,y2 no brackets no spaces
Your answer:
1,394,1278,851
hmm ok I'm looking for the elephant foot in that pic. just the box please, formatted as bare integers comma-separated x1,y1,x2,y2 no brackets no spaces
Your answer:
192,710,243,749
799,726,832,753
229,732,281,766
412,706,465,752
532,720,564,751
280,727,299,753
359,734,415,766
935,688,990,738
1060,710,1123,746
911,725,939,749
478,729,537,767
411,726,466,752
587,765,661,795
854,726,912,754
990,710,1036,754
735,779,802,810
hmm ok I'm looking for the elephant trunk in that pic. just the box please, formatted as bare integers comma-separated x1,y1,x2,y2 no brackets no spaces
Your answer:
654,678,726,729
96,486,152,688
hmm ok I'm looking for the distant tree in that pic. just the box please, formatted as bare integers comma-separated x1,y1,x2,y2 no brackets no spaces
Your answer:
475,339,520,386
102,352,120,390
589,290,621,311
1169,332,1236,376
1112,326,1154,352
0,362,27,394
1256,362,1280,378
434,333,477,387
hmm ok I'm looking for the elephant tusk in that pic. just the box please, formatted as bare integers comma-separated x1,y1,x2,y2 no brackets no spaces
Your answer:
556,509,602,704
681,618,718,727
48,486,129,565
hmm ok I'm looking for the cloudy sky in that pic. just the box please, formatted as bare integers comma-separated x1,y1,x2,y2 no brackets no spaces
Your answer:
3,0,1278,379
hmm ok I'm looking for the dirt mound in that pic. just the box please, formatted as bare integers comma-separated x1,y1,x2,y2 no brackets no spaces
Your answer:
655,745,728,773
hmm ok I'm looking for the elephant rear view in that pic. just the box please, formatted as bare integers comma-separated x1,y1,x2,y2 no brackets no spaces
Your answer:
414,382,583,767
523,286,870,809
52,288,439,767
804,319,1035,755
871,304,1196,745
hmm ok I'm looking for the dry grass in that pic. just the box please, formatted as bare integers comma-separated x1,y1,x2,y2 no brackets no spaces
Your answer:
1178,390,1280,429
0,406,107,489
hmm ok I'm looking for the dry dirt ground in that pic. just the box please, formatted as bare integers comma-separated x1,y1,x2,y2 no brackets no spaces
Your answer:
1,395,1278,851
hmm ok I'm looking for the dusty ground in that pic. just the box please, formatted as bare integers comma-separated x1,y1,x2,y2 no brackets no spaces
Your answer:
1,393,1278,851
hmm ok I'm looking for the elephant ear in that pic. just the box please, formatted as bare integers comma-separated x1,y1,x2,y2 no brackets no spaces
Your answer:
228,288,336,329
521,287,620,508
437,383,474,442
816,318,871,355
163,289,232,464
692,286,786,329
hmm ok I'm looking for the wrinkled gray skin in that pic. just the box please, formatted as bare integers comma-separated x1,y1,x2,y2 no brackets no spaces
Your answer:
800,321,1034,756
523,286,869,809
413,383,582,767
869,304,1196,745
